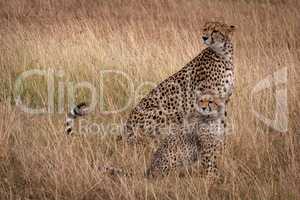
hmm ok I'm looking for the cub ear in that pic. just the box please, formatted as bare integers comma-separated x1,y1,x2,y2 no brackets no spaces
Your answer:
195,90,202,97
214,97,222,105
215,97,226,106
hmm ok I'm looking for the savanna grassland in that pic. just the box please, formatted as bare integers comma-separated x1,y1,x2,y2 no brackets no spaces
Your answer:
0,0,300,199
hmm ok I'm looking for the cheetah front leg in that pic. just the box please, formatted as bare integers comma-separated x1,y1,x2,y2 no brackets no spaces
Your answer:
200,141,224,183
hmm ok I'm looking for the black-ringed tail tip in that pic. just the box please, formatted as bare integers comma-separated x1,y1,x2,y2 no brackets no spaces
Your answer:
65,102,89,135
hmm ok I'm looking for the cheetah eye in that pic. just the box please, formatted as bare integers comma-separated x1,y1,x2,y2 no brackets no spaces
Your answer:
203,28,207,31
209,100,213,104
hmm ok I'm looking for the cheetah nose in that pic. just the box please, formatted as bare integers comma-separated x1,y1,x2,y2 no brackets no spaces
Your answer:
202,36,208,41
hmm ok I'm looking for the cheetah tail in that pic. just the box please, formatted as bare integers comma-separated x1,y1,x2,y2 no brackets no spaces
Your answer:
65,102,89,135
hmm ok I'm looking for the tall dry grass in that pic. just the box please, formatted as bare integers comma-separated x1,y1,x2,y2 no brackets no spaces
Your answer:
0,0,300,199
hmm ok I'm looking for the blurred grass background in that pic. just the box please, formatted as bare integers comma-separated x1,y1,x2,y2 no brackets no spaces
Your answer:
0,0,299,199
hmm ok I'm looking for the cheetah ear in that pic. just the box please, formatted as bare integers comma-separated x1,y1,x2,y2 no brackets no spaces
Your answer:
225,25,236,38
228,25,236,33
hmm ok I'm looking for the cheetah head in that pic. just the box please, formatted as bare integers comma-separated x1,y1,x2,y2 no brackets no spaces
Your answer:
194,90,225,118
202,22,235,52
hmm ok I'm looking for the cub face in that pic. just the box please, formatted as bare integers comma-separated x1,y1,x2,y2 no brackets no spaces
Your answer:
194,90,225,118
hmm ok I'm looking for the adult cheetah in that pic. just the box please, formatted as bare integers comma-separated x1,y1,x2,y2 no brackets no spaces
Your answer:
124,21,235,143
146,90,226,178
65,21,236,145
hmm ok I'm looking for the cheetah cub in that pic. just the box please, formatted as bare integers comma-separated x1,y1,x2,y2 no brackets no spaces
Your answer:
146,90,226,178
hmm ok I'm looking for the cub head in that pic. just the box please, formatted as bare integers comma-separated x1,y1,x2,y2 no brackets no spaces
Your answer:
195,90,225,118
202,21,235,52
